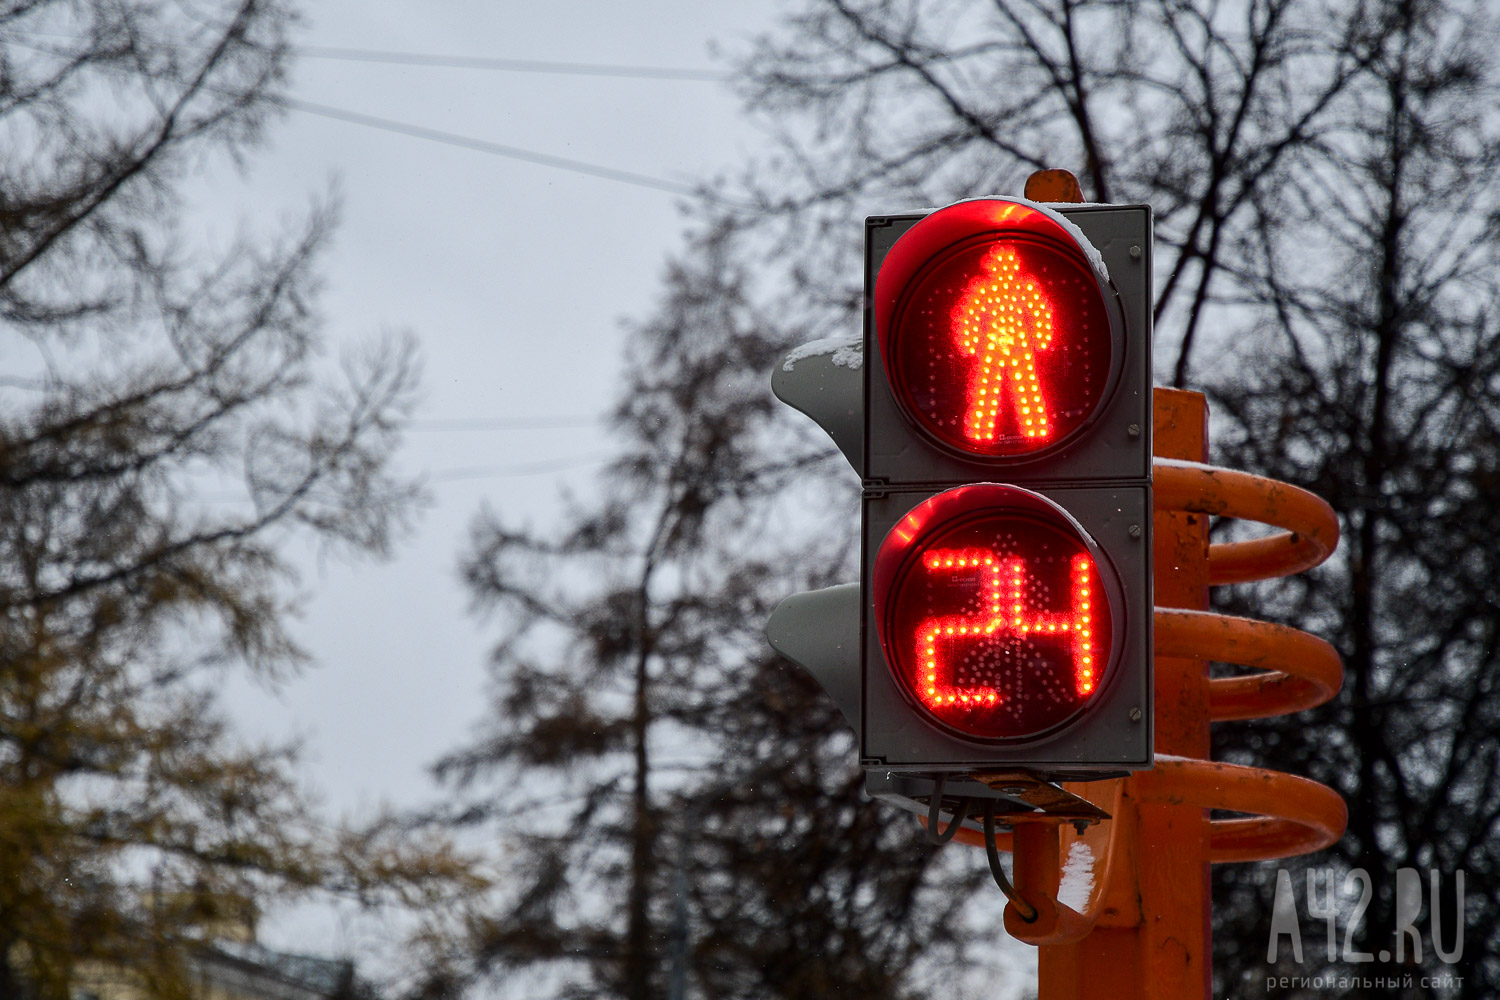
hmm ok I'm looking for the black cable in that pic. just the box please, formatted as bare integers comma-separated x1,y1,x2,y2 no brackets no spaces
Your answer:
275,95,709,199
408,415,599,431
424,452,612,482
925,774,971,846
8,29,730,80
984,799,1038,922
292,45,730,81
7,36,743,205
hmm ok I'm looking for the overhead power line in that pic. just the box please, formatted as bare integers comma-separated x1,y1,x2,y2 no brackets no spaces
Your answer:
8,34,744,205
426,453,613,482
291,45,731,81
275,95,721,201
409,415,600,431
8,30,729,80
197,452,610,500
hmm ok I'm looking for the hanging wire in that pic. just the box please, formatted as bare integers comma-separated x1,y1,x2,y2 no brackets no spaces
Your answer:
984,799,1039,922
925,774,972,845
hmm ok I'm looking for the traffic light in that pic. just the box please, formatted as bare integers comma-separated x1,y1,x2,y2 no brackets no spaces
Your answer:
769,195,1153,807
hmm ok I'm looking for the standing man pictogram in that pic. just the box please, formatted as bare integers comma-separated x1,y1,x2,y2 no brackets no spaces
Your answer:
955,246,1056,443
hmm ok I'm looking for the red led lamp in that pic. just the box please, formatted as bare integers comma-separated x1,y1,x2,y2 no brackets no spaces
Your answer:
873,199,1117,459
871,484,1122,742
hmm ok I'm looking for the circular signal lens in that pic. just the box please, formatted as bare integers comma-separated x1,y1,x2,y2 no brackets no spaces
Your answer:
873,485,1116,742
874,201,1115,459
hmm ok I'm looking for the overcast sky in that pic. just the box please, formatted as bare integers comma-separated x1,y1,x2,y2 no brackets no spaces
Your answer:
191,0,780,957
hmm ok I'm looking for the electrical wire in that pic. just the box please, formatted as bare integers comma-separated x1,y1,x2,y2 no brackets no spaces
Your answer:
7,34,746,205
424,452,612,482
290,45,730,81
925,774,972,845
274,94,732,203
984,799,1039,922
408,415,600,431
8,29,730,80
193,453,609,501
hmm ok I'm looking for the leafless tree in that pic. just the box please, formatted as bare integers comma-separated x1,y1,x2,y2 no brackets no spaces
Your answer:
432,222,1004,1000
731,1,1500,995
1,3,482,996
437,0,1500,996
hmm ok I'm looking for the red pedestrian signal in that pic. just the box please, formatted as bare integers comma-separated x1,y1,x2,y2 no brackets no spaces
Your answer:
768,190,1153,819
873,203,1115,460
871,484,1117,742
861,196,1152,775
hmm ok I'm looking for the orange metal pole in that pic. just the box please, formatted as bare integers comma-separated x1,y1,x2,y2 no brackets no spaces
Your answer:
1036,387,1215,999
1140,388,1215,995
907,173,1343,996
943,382,1344,995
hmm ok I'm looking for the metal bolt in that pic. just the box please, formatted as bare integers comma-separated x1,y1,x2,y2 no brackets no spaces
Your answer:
1129,707,1143,722
1127,423,1141,438
1128,524,1142,539
1073,820,1090,835
1001,785,1027,795
1129,245,1143,259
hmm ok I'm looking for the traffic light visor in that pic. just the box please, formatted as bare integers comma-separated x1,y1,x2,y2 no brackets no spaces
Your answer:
871,484,1119,742
873,199,1115,459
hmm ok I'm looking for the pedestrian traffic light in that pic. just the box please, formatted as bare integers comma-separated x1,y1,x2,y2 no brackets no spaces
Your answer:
769,195,1152,792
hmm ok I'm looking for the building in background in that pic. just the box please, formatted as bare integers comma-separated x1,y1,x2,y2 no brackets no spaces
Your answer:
69,901,369,1000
